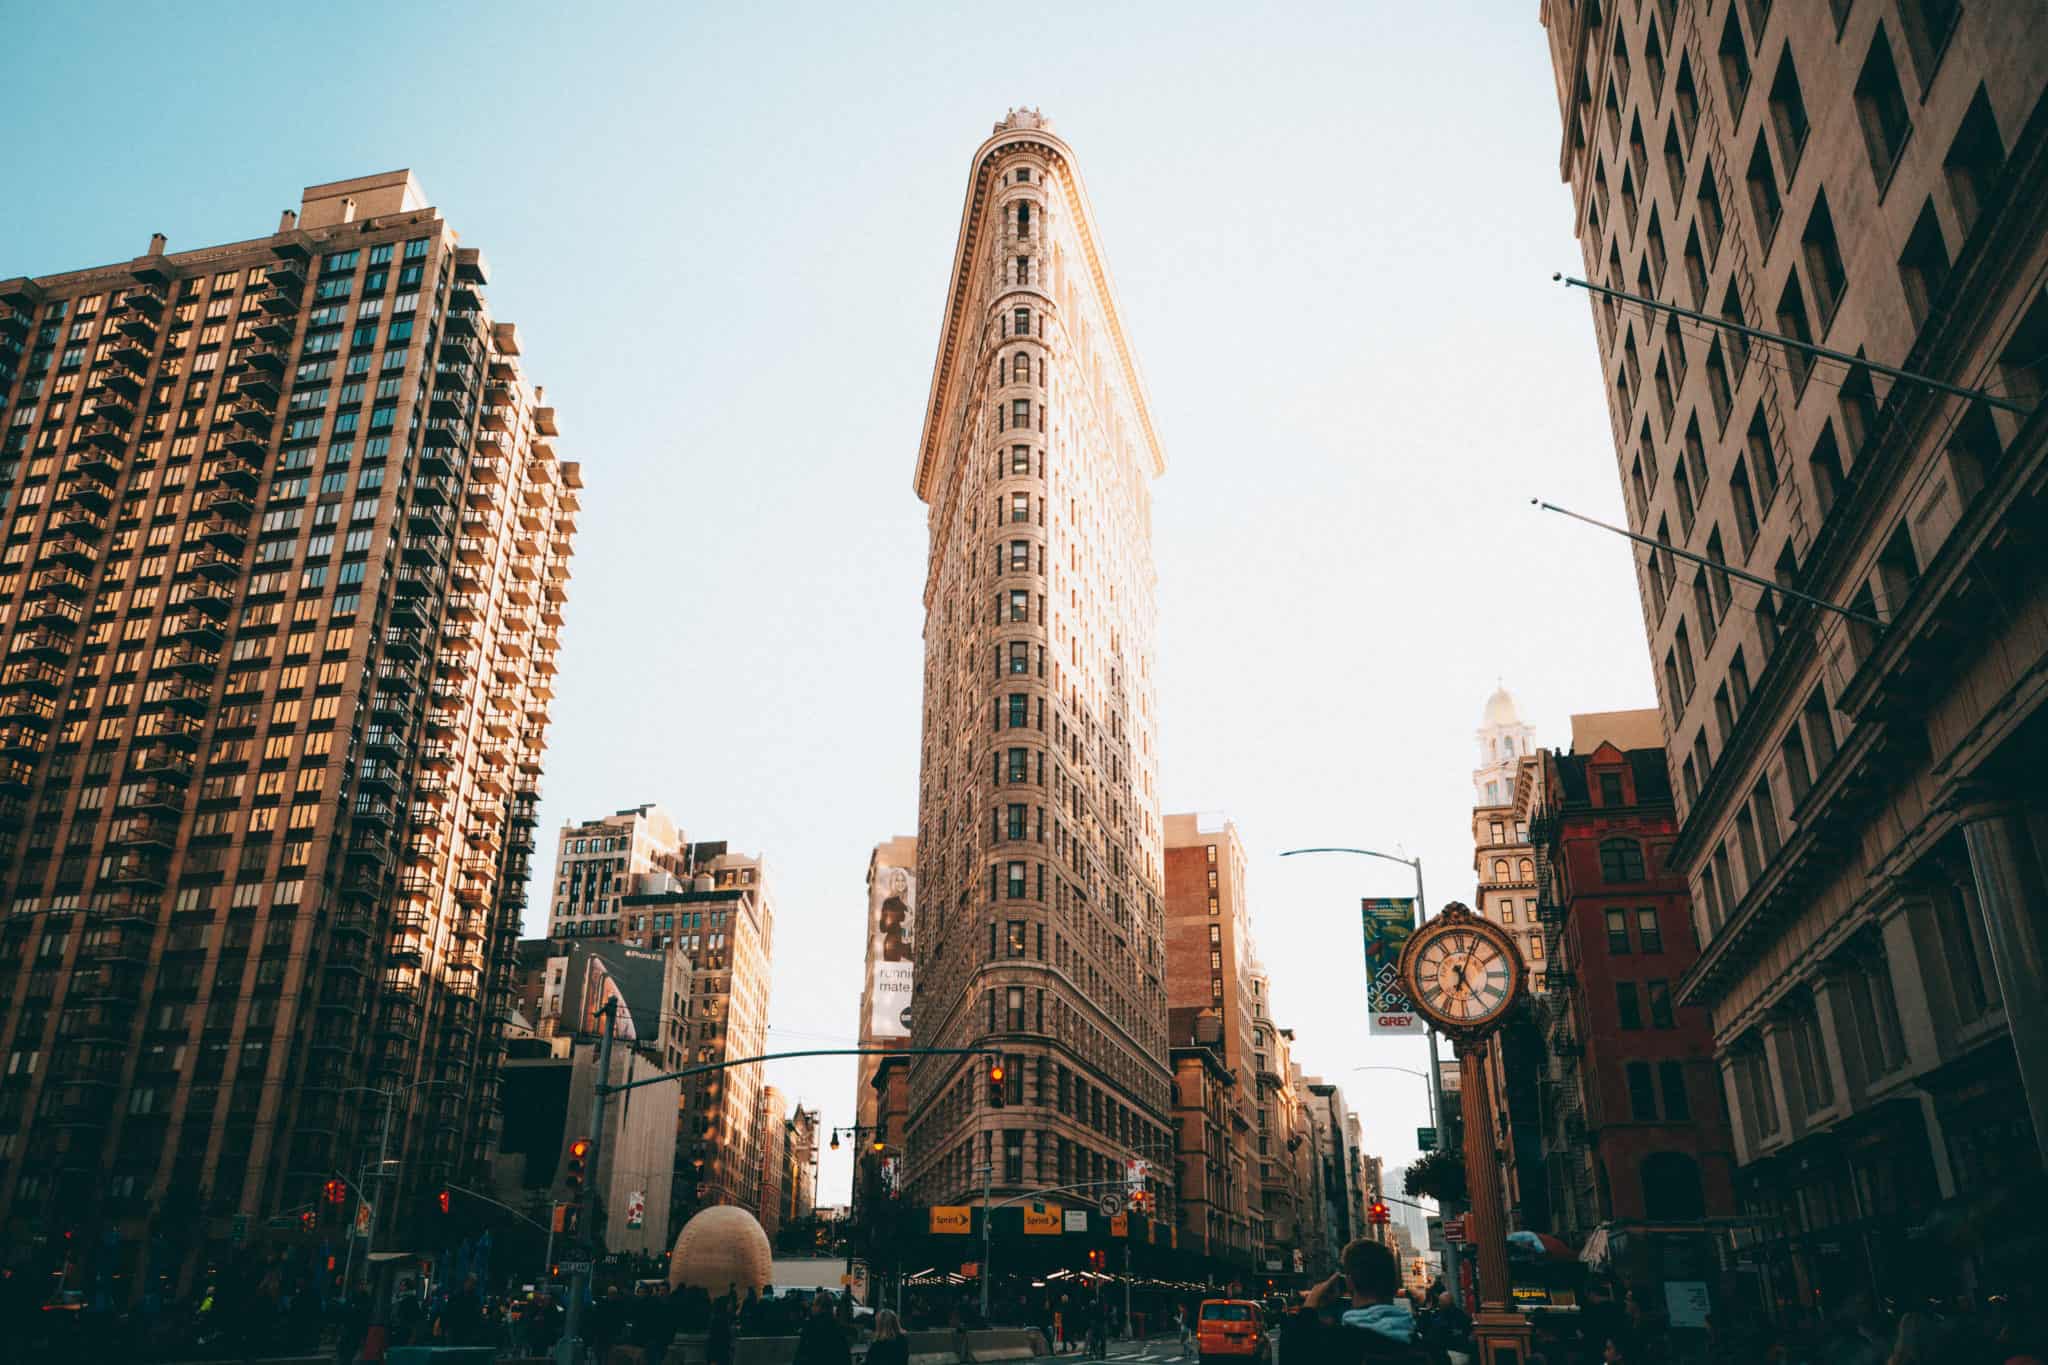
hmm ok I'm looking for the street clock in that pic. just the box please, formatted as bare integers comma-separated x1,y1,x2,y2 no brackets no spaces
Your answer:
1396,902,1526,1040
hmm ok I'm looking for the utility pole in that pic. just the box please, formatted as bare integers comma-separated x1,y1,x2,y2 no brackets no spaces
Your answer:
360,1087,396,1357
559,998,617,1365
979,1154,992,1322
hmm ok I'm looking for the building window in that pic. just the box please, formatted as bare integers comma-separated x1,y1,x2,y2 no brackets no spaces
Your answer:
1627,1061,1658,1120
1716,9,1751,111
1945,86,2008,238
1744,132,1781,245
1767,45,1809,169
1008,693,1029,727
1898,198,1952,331
1006,987,1024,1030
1008,921,1026,957
1490,821,1504,843
1010,540,1029,571
1600,838,1647,882
1854,26,1912,184
1607,909,1631,954
1775,274,1815,394
1016,201,1031,237
1598,772,1624,805
1007,862,1027,899
1007,804,1027,839
1658,1061,1691,1120
1528,934,1543,961
1206,844,1217,864
1009,642,1029,674
1636,908,1663,954
1006,748,1028,781
1801,192,1847,327
1009,590,1030,622
1013,306,1031,336
1617,983,1643,1030
1208,897,1218,916
1501,902,1516,925
1647,979,1675,1028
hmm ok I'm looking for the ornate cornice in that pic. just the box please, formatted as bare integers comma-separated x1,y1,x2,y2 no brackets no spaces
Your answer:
913,117,1166,503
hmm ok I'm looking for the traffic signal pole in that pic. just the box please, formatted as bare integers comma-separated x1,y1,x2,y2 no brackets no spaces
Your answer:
559,998,616,1365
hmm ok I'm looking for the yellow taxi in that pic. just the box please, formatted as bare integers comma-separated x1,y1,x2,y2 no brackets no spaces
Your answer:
1196,1298,1268,1361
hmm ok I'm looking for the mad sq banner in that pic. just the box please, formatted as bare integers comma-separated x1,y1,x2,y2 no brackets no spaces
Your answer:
867,863,915,1039
1361,897,1425,1035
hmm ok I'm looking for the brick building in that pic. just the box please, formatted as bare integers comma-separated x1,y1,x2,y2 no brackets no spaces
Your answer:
1529,712,1736,1245
0,170,575,1292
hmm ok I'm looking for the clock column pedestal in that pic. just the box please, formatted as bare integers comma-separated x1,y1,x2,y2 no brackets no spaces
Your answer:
1456,1040,1533,1365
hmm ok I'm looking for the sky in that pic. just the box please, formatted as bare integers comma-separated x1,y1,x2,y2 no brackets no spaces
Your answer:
4,2,1656,1209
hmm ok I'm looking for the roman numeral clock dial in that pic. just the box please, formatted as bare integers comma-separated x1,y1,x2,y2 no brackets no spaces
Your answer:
1396,902,1525,1038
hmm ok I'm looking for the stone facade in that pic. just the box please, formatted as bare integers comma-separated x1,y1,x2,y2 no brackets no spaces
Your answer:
1539,0,2047,1309
905,110,1174,1217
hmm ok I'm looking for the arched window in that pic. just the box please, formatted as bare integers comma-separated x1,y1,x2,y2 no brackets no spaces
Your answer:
1600,837,1647,882
1017,200,1031,236
1015,351,1032,385
1641,1151,1705,1219
1493,858,1510,881
1518,858,1534,880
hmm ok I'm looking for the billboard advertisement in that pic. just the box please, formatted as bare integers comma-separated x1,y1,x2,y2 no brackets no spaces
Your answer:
867,863,915,1039
1362,897,1425,1035
558,940,667,1042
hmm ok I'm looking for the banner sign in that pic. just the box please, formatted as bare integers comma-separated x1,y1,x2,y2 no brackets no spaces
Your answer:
559,941,667,1041
1063,1209,1090,1233
1362,897,1425,1035
867,864,916,1039
930,1206,972,1235
1110,1213,1129,1238
1023,1205,1062,1235
626,1191,645,1229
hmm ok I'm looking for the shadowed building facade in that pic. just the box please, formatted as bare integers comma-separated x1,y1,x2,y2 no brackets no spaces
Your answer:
0,170,577,1289
904,109,1174,1223
1540,0,2047,1309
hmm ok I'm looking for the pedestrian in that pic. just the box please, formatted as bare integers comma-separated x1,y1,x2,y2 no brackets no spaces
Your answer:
867,1309,911,1365
1284,1238,1448,1364
1177,1304,1194,1360
793,1291,852,1365
1887,1313,1942,1365
333,1287,370,1365
436,1274,482,1347
706,1301,735,1365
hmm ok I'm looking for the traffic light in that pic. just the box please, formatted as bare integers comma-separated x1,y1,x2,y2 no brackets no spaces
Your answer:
324,1179,348,1205
988,1059,1006,1109
566,1136,591,1195
299,1210,317,1231
1369,1200,1389,1226
437,1188,451,1216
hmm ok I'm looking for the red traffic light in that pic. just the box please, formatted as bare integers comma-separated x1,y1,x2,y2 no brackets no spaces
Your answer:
324,1179,348,1205
566,1136,591,1194
1369,1200,1390,1226
437,1188,451,1215
568,1137,592,1161
299,1210,317,1231
988,1060,1006,1109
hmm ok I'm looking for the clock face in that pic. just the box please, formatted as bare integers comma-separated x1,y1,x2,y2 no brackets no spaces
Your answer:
1410,925,1517,1029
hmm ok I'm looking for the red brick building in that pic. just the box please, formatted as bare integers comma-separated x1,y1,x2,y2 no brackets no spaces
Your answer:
1530,720,1736,1243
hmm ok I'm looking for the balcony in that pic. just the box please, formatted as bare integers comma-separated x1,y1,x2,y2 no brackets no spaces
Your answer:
265,259,306,295
90,387,136,426
56,503,108,540
258,283,300,315
233,366,281,404
122,812,177,849
73,415,129,452
164,641,220,676
121,281,167,317
238,339,287,374
0,719,47,756
364,727,407,759
419,445,459,478
114,310,159,346
109,331,152,371
107,852,168,887
159,674,212,714
352,796,396,827
229,397,273,434
444,307,480,339
133,777,185,813
165,604,227,642
130,744,193,782
139,710,204,748
214,448,263,489
38,534,97,569
191,546,242,579
63,474,116,511
1,659,65,694
33,564,90,599
251,311,296,344
0,757,33,792
197,513,248,552
382,626,425,660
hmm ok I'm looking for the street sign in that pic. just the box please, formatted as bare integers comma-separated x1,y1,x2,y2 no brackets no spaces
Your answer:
1098,1194,1122,1217
265,1215,299,1230
561,1261,593,1275
1443,1216,1469,1244
1064,1209,1089,1233
1417,1126,1438,1151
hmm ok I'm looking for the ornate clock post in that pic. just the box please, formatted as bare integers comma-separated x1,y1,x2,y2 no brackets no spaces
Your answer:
1395,902,1535,1365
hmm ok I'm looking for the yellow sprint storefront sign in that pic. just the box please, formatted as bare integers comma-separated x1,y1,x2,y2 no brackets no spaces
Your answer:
930,1206,973,1235
1022,1204,1062,1235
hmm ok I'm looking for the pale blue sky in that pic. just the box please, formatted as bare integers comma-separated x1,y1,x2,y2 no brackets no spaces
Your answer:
5,2,1655,1206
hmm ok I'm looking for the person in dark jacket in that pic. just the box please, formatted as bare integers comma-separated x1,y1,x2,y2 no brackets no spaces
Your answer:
1284,1238,1449,1365
867,1309,911,1365
794,1291,852,1365
706,1301,735,1365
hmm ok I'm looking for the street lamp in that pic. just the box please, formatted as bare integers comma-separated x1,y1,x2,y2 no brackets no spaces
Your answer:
1279,845,1462,1304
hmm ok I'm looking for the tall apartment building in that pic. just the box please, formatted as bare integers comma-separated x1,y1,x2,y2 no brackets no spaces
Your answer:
547,802,688,945
1540,0,2046,1307
1163,812,1255,1263
619,846,774,1227
0,170,577,1289
904,110,1174,1218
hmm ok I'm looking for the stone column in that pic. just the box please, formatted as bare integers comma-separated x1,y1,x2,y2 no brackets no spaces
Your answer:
1809,968,1863,1108
1876,887,1950,1074
1456,1042,1510,1312
1955,796,2048,1161
1760,1019,1806,1138
1717,1053,1755,1165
